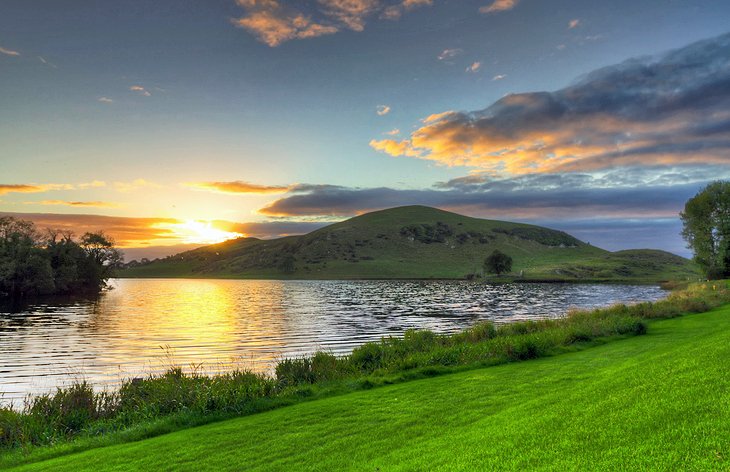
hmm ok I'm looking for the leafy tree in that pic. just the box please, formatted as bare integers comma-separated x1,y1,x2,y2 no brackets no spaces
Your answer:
0,218,122,299
0,217,54,297
484,249,513,276
78,232,123,291
681,181,730,278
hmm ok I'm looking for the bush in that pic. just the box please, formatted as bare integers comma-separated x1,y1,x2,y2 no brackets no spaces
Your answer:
349,342,385,372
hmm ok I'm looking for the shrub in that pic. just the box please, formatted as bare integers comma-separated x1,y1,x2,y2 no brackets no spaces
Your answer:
349,342,385,372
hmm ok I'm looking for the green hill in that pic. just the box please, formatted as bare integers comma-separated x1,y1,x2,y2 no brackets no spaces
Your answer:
120,206,699,282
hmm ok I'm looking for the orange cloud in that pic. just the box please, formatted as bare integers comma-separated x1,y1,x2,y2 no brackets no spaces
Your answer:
0,183,79,195
233,6,338,47
479,0,518,14
0,46,20,56
369,33,730,176
0,184,46,195
186,181,291,195
234,0,432,46
32,200,120,208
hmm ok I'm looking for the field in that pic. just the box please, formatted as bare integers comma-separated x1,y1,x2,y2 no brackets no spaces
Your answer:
121,206,700,282
6,298,729,470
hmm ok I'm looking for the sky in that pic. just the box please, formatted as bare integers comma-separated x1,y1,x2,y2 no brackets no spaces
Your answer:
2,0,730,259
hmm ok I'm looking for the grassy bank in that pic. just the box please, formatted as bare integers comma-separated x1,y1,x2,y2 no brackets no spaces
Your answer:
5,286,730,470
1,283,728,466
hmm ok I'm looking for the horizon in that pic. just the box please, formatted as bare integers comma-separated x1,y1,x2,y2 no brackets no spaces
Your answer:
4,1,730,259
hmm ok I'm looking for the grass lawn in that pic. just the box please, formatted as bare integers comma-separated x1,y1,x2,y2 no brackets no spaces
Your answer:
7,304,730,470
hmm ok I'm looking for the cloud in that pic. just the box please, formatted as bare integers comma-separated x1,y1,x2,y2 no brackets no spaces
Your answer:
130,85,151,97
0,184,46,195
319,0,380,32
569,19,580,29
233,0,432,46
256,174,710,220
30,200,119,208
0,183,78,195
253,177,709,255
381,0,432,21
479,0,518,14
376,105,391,116
0,46,20,56
437,48,464,61
492,74,506,81
186,181,291,195
113,179,162,193
370,33,730,176
98,97,114,103
465,61,481,73
78,180,107,189
385,128,400,136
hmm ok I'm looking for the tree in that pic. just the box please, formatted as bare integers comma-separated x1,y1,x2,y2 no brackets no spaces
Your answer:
78,232,123,291
0,217,54,297
484,249,513,276
681,181,730,279
0,219,122,299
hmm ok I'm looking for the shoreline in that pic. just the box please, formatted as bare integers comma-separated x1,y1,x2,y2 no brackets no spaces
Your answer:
1,282,724,460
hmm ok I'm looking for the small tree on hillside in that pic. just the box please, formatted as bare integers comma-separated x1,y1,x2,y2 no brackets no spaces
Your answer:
484,249,513,276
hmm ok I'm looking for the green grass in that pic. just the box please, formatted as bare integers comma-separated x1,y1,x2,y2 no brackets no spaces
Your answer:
0,284,730,468
120,206,700,282
7,300,730,470
3,283,722,455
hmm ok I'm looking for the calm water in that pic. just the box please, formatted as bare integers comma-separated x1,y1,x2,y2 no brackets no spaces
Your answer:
0,278,666,404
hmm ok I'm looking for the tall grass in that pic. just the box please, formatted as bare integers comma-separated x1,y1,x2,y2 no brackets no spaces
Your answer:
2,282,728,452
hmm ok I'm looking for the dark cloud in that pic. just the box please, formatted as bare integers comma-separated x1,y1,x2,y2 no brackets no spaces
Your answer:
258,182,700,219
371,32,730,175
255,181,707,254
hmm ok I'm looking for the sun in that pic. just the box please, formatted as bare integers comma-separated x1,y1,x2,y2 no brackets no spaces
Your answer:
166,220,244,245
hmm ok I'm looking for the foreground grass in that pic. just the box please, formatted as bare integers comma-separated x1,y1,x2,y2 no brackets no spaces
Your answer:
7,299,730,470
4,283,725,457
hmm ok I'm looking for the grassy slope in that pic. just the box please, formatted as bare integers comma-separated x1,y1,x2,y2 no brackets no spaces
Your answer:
12,306,729,471
121,206,699,282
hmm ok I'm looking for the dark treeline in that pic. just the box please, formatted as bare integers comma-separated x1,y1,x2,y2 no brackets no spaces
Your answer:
0,217,122,299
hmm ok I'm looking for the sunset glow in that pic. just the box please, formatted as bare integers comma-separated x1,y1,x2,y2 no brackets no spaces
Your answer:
2,1,730,259
158,221,244,246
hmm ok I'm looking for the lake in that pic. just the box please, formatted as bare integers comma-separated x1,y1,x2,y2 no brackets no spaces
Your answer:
0,278,666,405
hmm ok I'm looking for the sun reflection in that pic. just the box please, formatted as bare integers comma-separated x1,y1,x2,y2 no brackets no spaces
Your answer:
88,279,288,378
155,220,244,245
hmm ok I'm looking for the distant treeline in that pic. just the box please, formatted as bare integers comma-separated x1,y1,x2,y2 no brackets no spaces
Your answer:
0,217,122,299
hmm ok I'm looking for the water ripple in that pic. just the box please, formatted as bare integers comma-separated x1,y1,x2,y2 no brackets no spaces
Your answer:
0,279,665,404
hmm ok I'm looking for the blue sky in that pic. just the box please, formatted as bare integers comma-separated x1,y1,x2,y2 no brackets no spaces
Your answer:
2,0,730,258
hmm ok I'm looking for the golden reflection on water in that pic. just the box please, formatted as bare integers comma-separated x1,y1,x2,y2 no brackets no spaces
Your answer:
89,279,287,376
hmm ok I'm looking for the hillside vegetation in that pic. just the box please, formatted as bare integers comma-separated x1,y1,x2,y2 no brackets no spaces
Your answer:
121,206,699,282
